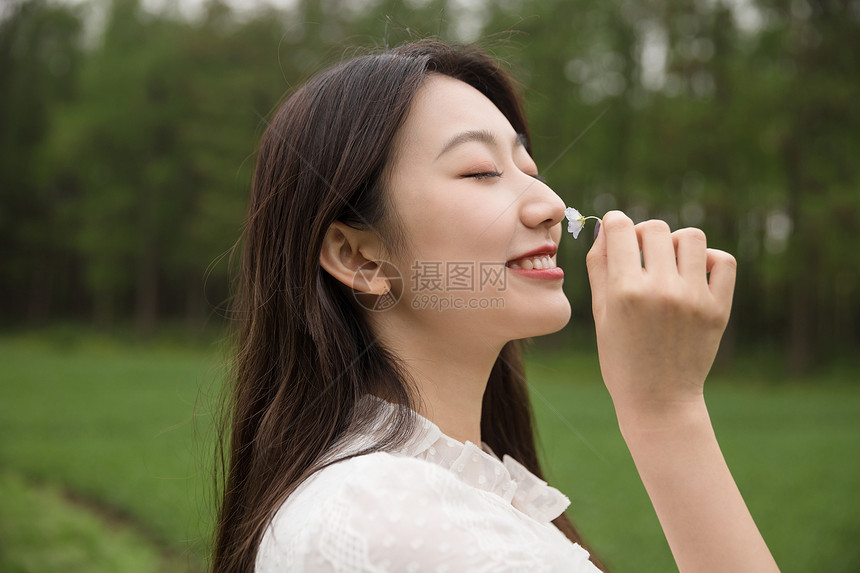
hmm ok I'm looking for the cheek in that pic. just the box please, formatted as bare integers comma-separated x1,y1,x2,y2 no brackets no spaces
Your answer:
400,191,512,254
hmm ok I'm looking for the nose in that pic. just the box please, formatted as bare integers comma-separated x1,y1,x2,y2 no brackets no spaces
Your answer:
518,177,566,230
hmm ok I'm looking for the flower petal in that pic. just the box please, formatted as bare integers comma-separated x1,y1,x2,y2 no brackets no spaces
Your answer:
565,207,585,239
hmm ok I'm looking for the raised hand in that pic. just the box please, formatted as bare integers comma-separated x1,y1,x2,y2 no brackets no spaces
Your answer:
584,210,779,573
585,211,736,428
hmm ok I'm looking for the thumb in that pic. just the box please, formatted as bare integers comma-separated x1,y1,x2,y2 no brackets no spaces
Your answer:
586,220,607,319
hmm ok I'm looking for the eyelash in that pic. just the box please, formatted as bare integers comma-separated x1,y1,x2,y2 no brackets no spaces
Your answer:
462,172,546,182
463,171,503,180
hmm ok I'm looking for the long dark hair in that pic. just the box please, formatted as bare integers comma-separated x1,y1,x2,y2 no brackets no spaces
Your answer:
213,40,605,572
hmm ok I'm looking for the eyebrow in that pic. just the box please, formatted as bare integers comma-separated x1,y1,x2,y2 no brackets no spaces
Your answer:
435,130,526,161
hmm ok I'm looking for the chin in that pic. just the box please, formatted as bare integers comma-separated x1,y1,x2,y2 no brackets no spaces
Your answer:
548,311,572,334
513,299,572,338
534,314,571,337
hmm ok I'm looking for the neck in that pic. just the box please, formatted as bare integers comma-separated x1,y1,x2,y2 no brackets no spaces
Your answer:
374,316,503,445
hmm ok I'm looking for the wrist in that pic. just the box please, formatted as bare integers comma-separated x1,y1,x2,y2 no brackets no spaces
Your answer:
614,396,711,441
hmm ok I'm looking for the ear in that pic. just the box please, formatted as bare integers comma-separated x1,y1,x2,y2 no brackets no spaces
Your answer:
319,221,390,295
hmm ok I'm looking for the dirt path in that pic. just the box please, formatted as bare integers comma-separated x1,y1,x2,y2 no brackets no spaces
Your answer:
1,468,206,573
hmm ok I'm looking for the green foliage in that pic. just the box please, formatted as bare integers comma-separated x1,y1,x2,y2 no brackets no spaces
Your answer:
0,0,83,324
1,0,858,368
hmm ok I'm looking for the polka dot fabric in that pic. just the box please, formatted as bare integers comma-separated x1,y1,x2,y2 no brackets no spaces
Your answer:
255,396,600,572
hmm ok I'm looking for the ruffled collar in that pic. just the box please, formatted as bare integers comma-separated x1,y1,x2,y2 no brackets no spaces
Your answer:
330,394,570,524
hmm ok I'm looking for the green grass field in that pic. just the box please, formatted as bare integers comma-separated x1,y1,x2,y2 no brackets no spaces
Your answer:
0,331,858,572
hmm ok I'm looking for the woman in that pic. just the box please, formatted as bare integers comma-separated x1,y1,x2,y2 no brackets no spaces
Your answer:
213,40,779,572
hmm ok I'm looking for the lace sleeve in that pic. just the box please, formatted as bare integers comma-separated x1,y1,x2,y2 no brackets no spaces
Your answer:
256,452,599,573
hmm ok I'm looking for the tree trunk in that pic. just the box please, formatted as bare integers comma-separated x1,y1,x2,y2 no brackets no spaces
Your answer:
783,133,815,375
92,287,114,331
185,271,207,338
135,240,158,339
27,258,52,326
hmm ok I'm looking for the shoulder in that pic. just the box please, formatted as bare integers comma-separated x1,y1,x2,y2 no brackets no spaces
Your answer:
259,451,466,541
256,452,490,572
255,451,600,573
278,451,460,513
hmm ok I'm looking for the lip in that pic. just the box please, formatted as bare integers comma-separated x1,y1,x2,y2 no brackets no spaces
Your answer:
506,244,558,265
505,243,563,280
507,266,564,280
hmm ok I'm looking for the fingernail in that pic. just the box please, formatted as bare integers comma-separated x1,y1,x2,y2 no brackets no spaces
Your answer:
593,220,601,240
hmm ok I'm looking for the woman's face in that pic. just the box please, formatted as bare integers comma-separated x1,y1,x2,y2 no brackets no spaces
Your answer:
379,73,571,344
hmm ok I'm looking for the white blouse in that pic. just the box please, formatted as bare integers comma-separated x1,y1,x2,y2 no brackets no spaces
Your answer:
255,396,601,572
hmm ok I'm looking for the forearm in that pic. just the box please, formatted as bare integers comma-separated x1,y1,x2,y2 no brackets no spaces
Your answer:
618,400,779,573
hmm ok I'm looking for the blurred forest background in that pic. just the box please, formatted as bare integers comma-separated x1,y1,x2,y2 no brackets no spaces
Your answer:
2,0,859,372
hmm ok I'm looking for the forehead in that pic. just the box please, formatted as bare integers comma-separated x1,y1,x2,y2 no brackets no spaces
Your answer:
395,74,518,153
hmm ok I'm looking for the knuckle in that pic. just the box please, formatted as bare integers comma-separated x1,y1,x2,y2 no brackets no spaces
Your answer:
682,290,730,326
703,306,729,330
615,283,644,306
654,286,684,309
710,249,738,272
637,219,672,234
715,313,730,330
676,227,707,243
602,211,634,233
585,247,605,270
691,298,715,320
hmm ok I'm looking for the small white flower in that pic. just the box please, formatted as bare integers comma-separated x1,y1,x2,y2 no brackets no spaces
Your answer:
565,207,585,239
565,206,601,239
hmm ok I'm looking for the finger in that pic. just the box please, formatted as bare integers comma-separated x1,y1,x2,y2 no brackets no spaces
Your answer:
586,218,607,314
673,227,708,280
637,219,676,276
602,211,641,283
706,248,737,309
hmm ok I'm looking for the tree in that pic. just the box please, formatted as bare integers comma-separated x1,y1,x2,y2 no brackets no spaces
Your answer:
0,0,83,324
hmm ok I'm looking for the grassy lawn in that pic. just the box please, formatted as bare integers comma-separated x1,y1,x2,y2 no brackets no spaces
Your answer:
0,331,222,572
0,468,161,573
0,330,858,572
525,350,860,573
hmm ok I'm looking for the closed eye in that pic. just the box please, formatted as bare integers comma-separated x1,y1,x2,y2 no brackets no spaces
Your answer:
461,171,503,180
